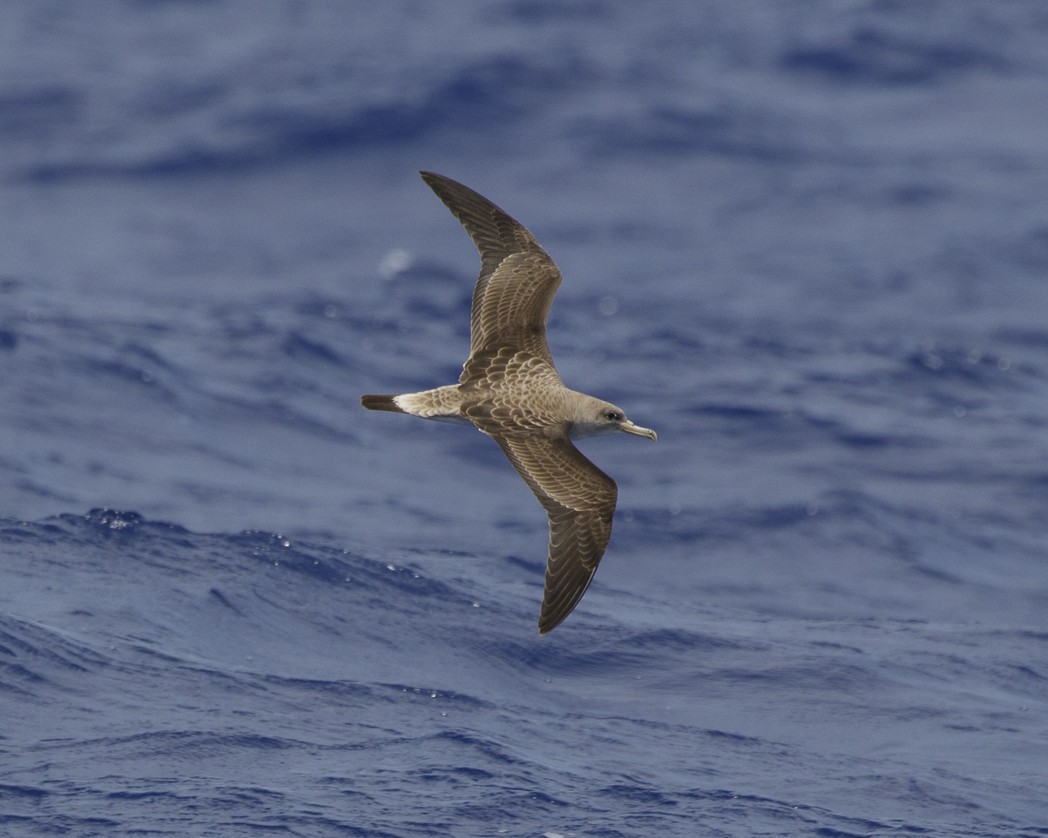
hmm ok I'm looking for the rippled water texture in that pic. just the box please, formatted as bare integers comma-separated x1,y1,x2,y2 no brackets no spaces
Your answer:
3,2,1048,835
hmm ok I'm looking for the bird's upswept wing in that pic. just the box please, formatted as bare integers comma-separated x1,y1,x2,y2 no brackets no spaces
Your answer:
420,171,562,373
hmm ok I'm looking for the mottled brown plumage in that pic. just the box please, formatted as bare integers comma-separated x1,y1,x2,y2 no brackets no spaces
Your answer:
362,171,656,634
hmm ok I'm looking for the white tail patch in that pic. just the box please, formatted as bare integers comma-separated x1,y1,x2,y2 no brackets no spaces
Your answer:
393,387,469,423
393,392,436,416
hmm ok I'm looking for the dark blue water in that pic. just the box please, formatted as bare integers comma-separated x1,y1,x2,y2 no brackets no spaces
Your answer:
3,2,1048,835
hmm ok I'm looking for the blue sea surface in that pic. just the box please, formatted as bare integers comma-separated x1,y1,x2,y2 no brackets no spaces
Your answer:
3,2,1048,835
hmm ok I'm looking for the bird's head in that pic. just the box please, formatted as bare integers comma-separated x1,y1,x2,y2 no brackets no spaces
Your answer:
571,398,658,442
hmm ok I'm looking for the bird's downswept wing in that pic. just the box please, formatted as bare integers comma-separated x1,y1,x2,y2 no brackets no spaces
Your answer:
419,171,562,371
493,432,618,634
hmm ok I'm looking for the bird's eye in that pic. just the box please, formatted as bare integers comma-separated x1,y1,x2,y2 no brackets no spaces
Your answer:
603,410,623,422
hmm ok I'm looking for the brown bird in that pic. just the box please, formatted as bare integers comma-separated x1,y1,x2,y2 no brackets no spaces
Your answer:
362,171,656,634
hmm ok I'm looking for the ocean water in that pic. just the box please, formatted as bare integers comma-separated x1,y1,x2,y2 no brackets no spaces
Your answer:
3,2,1048,835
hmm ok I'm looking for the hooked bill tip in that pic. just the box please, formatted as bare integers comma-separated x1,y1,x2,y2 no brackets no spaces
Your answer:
620,421,657,442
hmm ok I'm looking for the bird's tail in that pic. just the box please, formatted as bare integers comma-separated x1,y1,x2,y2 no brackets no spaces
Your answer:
361,395,406,413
